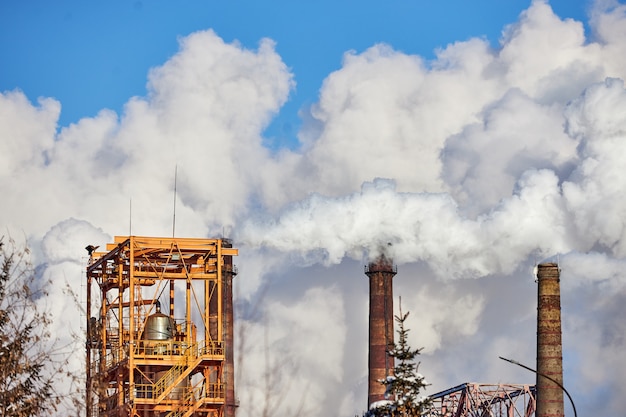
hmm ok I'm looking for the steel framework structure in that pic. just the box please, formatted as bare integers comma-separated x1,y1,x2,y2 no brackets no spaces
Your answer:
86,236,238,417
423,383,536,417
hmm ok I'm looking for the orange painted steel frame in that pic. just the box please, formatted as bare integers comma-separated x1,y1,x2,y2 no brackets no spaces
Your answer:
86,236,237,417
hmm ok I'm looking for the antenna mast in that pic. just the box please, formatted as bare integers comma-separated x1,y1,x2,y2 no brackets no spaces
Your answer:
172,165,177,238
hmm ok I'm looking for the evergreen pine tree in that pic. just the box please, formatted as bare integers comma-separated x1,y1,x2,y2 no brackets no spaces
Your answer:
366,302,431,417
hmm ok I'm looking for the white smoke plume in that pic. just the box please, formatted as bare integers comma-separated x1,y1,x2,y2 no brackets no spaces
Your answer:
2,1,626,416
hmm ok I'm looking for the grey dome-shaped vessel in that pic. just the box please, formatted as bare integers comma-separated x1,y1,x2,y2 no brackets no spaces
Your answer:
144,301,176,340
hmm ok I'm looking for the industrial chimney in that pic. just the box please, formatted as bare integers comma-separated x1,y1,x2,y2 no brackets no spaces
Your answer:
365,254,397,409
536,263,565,417
223,239,238,417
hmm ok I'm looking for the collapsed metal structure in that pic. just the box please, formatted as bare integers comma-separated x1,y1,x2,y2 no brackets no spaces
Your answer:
424,383,536,417
86,236,238,417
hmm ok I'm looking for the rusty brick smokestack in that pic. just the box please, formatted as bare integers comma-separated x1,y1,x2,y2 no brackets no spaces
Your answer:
365,254,396,408
223,239,237,417
536,263,564,417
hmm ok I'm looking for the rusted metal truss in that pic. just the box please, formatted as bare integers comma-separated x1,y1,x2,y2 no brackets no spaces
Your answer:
423,382,536,417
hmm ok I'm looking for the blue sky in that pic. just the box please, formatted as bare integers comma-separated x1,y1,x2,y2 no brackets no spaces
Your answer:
1,0,590,147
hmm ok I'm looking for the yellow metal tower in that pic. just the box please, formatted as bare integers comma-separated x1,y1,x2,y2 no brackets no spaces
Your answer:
86,236,238,417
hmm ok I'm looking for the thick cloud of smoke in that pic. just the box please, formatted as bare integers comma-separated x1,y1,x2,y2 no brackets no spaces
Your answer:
2,1,626,416
239,171,574,278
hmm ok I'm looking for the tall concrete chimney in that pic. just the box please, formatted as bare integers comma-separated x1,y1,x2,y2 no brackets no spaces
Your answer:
536,263,564,417
365,255,396,408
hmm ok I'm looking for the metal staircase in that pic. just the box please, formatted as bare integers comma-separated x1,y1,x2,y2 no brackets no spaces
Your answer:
152,363,186,402
165,381,224,417
139,340,225,404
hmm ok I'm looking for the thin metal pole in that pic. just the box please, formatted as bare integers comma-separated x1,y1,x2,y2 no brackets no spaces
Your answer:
129,198,132,236
499,356,577,417
172,165,177,238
